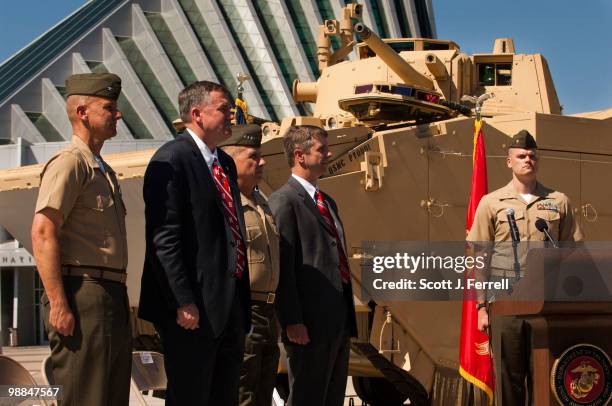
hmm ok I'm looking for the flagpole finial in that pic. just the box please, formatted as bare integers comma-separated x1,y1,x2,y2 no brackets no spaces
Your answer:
236,73,250,96
461,93,494,121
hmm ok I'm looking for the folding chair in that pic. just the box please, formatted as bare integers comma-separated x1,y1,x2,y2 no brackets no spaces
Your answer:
130,351,167,406
38,355,57,406
0,355,50,406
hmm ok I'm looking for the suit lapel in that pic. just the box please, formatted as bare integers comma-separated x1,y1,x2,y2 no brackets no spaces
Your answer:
181,132,225,214
288,177,334,235
324,192,344,232
326,195,347,251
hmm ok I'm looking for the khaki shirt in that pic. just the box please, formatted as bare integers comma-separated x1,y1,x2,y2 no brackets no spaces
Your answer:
467,181,583,274
35,136,128,270
242,189,280,293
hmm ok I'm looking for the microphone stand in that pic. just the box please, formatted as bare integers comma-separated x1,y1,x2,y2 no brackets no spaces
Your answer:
505,209,521,291
507,238,521,295
543,229,559,249
511,237,521,284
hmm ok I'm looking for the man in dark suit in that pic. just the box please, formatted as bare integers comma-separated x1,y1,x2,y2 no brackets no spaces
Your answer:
139,81,251,406
269,125,357,406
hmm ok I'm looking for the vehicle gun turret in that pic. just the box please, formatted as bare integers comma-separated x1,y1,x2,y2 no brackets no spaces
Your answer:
259,5,612,404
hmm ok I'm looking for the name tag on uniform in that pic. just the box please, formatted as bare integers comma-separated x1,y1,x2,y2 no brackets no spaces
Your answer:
536,202,559,212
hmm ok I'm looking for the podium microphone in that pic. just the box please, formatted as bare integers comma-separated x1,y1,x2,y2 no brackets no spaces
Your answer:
535,219,559,248
505,208,522,286
505,208,520,243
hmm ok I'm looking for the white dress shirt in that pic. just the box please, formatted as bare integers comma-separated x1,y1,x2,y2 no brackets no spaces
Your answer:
187,128,218,174
291,173,346,251
291,173,317,202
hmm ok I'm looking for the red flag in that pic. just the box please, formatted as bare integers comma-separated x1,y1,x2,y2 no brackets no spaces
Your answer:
459,119,494,404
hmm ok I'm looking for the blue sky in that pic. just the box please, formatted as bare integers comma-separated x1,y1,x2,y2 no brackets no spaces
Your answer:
0,0,610,114
433,0,612,114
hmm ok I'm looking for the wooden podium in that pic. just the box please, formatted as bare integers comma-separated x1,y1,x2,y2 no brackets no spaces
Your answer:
490,248,612,405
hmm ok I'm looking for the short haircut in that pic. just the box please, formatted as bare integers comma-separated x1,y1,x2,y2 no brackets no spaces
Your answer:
283,125,327,167
66,95,91,123
178,81,231,122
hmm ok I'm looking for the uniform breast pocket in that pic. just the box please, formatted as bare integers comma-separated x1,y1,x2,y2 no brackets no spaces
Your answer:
536,210,560,240
246,226,265,263
78,191,114,213
496,209,524,240
95,195,113,211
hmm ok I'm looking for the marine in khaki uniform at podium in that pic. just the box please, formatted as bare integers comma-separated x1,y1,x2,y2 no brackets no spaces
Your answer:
220,124,281,406
31,73,131,406
467,130,583,405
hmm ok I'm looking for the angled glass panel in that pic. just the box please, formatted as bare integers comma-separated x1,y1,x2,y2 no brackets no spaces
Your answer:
284,0,319,74
55,86,66,98
414,0,433,38
251,0,299,89
178,0,235,93
393,0,411,37
116,36,179,132
0,0,125,103
315,0,335,20
369,0,389,38
25,112,64,142
145,12,198,86
87,61,154,139
215,1,280,121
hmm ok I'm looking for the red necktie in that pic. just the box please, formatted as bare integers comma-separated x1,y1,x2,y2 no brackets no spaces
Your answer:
315,190,350,284
212,158,245,279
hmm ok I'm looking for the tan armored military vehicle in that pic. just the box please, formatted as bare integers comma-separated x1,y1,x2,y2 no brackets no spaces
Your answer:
1,4,611,405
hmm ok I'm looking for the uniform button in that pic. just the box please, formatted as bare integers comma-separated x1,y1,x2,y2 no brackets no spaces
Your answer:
231,242,236,247
331,241,337,247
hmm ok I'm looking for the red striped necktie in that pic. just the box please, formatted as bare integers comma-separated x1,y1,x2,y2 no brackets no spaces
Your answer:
212,158,245,279
314,190,350,284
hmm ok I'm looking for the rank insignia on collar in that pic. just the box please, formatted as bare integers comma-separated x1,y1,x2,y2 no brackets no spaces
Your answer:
536,202,559,212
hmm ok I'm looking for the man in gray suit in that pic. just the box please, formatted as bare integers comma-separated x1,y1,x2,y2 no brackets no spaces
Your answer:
269,125,357,406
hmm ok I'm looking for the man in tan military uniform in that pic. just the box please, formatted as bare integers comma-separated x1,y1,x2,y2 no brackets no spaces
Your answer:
467,130,583,405
31,73,131,406
221,124,281,406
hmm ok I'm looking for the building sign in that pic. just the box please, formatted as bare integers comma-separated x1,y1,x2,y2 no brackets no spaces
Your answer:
0,248,35,267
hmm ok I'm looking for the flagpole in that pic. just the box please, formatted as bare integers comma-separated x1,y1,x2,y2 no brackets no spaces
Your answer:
234,73,250,125
459,92,495,405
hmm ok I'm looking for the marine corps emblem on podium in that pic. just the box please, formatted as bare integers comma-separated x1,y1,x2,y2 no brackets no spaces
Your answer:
551,344,612,405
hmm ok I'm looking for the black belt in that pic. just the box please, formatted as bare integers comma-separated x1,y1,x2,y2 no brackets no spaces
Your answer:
62,265,127,284
251,291,275,304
